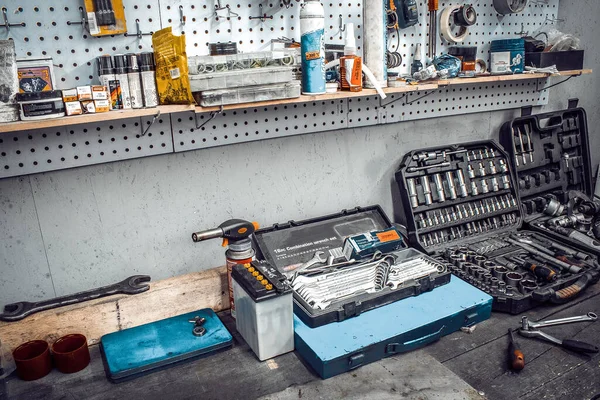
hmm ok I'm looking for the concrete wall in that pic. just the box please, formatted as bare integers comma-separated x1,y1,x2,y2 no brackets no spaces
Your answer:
1,0,598,306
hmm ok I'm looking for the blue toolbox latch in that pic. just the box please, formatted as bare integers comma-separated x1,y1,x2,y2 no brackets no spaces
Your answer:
385,343,401,354
348,353,365,369
464,312,480,326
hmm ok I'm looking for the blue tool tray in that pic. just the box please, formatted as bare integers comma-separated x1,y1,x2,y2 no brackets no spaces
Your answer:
294,276,492,379
100,308,233,383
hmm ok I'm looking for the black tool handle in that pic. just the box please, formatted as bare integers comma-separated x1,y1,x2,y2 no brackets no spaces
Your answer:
561,339,600,354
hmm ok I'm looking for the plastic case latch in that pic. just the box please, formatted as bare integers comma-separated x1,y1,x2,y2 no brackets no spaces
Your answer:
339,302,362,321
385,343,401,354
348,353,365,369
521,105,533,117
464,312,480,326
568,98,579,109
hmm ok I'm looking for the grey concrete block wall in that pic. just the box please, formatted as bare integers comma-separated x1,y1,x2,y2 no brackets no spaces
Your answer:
1,0,598,306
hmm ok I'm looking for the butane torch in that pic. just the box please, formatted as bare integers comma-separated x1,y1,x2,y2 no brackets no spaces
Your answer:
191,219,260,319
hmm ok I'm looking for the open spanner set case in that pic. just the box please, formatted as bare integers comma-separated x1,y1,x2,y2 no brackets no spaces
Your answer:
252,206,450,328
395,140,600,314
499,100,600,257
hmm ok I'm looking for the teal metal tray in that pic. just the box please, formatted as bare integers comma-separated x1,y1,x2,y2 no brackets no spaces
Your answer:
101,308,233,382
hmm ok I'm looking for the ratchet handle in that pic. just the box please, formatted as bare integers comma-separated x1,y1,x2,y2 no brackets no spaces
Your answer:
550,274,591,303
561,339,599,354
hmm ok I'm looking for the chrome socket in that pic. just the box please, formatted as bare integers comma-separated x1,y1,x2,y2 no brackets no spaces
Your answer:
518,279,538,294
474,255,487,267
490,277,499,288
483,273,492,285
492,266,508,281
498,281,506,293
407,178,419,208
505,272,524,287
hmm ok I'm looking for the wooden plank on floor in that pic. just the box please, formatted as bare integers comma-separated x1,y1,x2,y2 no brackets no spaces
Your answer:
436,292,600,400
0,267,229,351
259,350,484,400
425,282,600,363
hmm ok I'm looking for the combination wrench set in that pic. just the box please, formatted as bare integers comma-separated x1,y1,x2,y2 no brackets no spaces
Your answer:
396,140,600,314
291,249,445,311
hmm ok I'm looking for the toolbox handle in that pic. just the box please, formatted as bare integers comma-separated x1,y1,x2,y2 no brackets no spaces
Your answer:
550,273,592,304
536,115,563,132
568,98,579,109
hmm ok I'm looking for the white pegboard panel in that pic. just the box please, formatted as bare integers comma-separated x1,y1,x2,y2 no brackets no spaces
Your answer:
171,99,347,151
0,1,161,88
158,0,363,56
0,115,173,178
387,0,560,75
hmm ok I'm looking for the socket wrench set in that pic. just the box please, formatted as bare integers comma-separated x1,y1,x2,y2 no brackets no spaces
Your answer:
500,101,600,256
395,140,599,314
252,206,450,327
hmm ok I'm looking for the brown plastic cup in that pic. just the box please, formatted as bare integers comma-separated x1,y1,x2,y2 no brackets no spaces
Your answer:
51,334,90,374
13,340,53,381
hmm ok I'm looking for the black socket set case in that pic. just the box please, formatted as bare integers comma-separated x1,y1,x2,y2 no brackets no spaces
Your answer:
395,140,599,314
252,206,451,328
500,101,600,256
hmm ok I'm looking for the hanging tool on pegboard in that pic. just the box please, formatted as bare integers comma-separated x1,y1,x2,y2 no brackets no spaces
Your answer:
428,0,438,58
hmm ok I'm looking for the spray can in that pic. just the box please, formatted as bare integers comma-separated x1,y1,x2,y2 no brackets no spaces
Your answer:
300,0,325,95
126,54,143,109
138,52,158,108
364,0,388,88
191,219,260,319
97,56,120,110
113,54,132,109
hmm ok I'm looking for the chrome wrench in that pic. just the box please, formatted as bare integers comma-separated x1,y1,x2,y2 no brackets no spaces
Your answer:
521,312,597,330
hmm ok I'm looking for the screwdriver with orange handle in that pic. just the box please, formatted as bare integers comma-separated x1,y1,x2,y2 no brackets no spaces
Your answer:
507,256,558,282
508,329,525,371
428,0,439,58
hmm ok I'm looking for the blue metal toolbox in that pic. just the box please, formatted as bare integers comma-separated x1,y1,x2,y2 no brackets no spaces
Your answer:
100,308,233,382
294,276,492,379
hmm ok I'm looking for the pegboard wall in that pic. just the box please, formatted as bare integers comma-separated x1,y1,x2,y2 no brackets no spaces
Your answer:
0,0,565,179
0,1,559,87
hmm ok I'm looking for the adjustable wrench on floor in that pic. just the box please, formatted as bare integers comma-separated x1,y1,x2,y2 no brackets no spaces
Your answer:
0,275,151,322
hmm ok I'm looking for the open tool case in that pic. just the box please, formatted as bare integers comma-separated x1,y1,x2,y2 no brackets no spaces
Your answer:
252,206,450,328
395,140,600,314
499,100,600,256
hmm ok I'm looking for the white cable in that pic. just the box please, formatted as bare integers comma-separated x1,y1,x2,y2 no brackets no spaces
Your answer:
440,5,469,44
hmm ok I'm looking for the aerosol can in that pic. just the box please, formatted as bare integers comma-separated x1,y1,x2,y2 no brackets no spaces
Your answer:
191,219,260,318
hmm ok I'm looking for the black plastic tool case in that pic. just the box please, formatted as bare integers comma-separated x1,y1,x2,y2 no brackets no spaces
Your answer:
252,206,451,327
499,101,600,256
395,140,599,314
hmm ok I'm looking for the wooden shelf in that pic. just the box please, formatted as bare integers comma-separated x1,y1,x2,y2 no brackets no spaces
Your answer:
0,69,591,133
196,69,592,113
0,105,194,134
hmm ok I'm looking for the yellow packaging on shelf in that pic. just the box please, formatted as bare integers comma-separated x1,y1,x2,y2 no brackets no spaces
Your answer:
83,0,126,37
152,27,194,105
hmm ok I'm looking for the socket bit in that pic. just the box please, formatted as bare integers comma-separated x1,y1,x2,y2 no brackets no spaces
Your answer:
446,171,457,200
456,170,468,197
421,177,433,205
433,174,446,203
478,162,486,177
501,175,511,190
407,178,419,208
488,160,497,174
481,179,490,194
499,159,508,173
471,181,479,195
467,164,475,179
491,177,499,192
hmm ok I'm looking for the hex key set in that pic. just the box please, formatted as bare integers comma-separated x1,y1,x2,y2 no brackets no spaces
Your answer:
396,140,600,314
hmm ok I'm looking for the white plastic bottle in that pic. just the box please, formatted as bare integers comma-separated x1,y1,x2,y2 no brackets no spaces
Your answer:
300,0,325,95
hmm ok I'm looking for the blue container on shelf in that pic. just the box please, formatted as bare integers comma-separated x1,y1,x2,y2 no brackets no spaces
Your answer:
490,38,525,74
